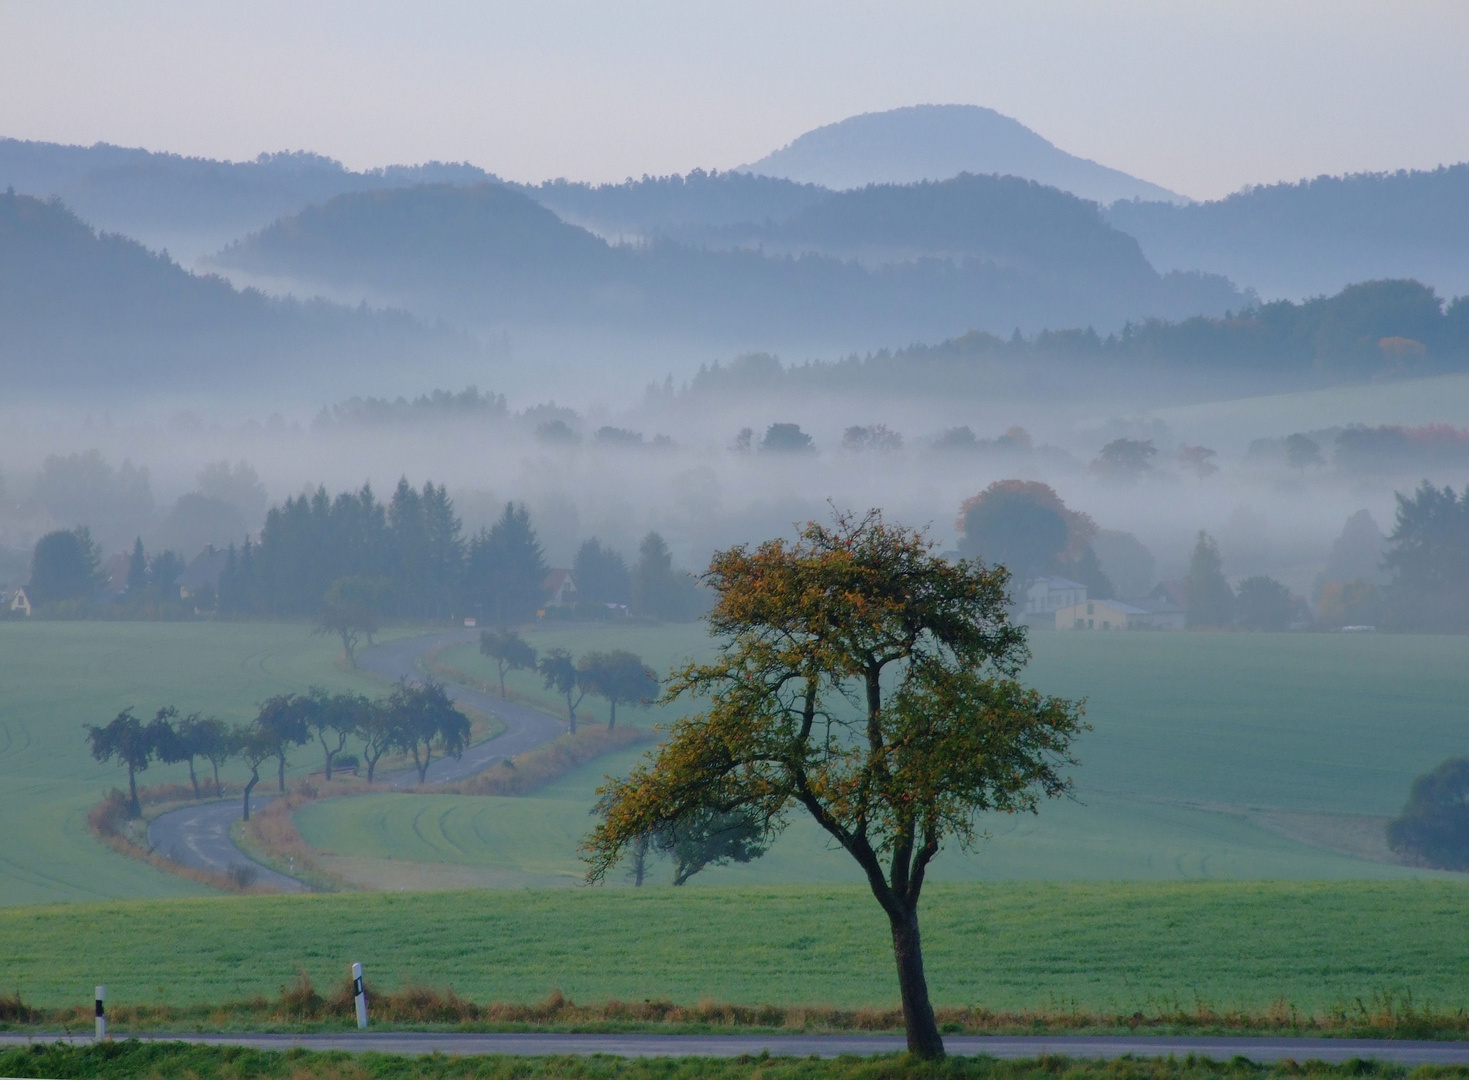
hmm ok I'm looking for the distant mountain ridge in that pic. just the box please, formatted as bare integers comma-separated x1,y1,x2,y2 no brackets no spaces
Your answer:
740,104,1184,205
216,179,1239,348
1108,164,1469,299
0,138,498,259
0,190,477,394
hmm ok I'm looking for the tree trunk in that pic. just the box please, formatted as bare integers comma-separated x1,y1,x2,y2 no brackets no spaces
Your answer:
127,765,140,817
609,699,617,729
211,760,222,797
277,754,287,792
187,758,199,799
243,773,259,821
889,905,944,1059
568,695,578,734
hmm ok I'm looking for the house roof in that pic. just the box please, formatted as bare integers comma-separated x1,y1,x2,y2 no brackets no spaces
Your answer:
543,568,575,591
1032,576,1087,590
1123,595,1186,615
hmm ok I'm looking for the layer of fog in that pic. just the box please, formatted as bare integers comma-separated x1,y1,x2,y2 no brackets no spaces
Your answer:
6,366,1468,601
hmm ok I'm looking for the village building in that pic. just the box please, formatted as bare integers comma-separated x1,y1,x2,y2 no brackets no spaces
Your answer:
6,588,31,617
176,545,231,602
1020,576,1088,627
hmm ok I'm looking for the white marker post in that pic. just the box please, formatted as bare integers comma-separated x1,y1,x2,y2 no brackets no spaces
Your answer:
94,984,106,1040
352,962,368,1029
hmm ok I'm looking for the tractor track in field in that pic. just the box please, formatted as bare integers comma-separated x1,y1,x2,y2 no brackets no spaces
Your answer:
147,629,566,892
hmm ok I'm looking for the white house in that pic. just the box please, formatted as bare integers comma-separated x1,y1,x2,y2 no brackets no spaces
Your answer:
7,588,32,617
1056,598,1146,630
1021,577,1087,626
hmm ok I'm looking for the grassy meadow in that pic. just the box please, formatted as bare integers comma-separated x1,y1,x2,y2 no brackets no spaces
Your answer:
322,625,1469,887
1,881,1467,1014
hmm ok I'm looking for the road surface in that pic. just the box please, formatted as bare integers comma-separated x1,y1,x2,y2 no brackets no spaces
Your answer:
4,1032,1469,1064
146,629,565,888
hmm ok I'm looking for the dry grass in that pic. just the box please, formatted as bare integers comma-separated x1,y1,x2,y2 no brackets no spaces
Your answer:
7,977,1469,1039
86,788,255,894
444,725,652,797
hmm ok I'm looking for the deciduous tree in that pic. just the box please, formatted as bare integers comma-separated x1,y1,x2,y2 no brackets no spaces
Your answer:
315,575,391,667
583,510,1085,1060
539,647,586,732
254,693,313,792
86,707,156,816
577,649,658,729
388,679,471,784
480,628,538,698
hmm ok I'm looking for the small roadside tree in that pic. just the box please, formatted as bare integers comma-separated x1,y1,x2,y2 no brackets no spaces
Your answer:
539,647,587,732
389,679,471,784
234,724,276,821
86,707,156,816
356,698,398,783
148,706,200,798
583,510,1086,1060
577,649,659,729
189,714,233,796
480,628,538,698
303,688,367,780
254,693,313,792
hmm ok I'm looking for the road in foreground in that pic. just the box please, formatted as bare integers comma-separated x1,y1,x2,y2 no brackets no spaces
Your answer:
3,1033,1469,1064
146,629,566,888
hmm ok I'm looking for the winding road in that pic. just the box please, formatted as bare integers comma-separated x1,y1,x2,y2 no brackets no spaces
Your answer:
4,1033,1469,1064
147,629,565,890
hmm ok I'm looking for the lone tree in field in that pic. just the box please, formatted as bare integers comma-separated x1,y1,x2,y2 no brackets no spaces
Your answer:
315,575,391,667
480,628,538,698
578,649,659,729
583,510,1086,1060
86,707,157,816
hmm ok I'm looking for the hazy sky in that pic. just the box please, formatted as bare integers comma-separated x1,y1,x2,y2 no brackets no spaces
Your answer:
3,1,1467,200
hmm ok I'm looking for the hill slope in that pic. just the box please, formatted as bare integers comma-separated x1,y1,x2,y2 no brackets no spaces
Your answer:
740,105,1183,204
1108,164,1469,299
0,190,477,394
0,138,497,258
218,181,1239,347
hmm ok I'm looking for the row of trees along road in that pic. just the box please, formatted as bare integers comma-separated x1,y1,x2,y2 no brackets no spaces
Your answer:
85,680,469,819
479,628,658,732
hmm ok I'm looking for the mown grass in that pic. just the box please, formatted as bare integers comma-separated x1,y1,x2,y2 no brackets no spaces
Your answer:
1,882,1467,1017
3,1042,1469,1080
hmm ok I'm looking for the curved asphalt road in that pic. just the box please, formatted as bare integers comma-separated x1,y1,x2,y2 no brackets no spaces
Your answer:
147,629,566,890
4,1033,1469,1063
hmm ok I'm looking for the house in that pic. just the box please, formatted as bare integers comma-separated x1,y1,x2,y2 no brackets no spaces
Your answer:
542,568,577,608
1122,584,1187,630
102,551,131,595
1020,577,1087,627
176,545,231,601
1057,588,1185,631
6,588,31,617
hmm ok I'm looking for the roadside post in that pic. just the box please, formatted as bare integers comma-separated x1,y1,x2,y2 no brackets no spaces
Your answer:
352,962,368,1028
94,985,106,1039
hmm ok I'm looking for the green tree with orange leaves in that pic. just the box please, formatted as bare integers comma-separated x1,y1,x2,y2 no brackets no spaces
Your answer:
582,509,1086,1060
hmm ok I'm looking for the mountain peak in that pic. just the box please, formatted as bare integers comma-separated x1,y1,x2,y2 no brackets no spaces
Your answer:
739,104,1184,206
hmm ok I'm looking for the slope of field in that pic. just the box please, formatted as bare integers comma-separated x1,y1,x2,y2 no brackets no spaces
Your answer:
0,622,390,906
1,882,1465,1013
368,626,1469,884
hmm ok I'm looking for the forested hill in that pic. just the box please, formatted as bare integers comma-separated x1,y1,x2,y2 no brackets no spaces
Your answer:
0,191,477,393
0,137,497,254
1108,164,1469,300
218,181,1239,346
680,279,1469,399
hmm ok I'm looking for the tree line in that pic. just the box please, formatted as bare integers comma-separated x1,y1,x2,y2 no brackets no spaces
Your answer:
85,680,469,820
21,479,705,624
479,629,658,732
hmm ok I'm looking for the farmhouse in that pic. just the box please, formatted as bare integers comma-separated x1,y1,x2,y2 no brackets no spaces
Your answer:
6,588,31,617
1021,576,1087,626
1057,589,1185,630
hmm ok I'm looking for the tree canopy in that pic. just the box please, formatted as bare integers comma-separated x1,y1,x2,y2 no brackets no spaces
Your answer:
583,510,1085,1059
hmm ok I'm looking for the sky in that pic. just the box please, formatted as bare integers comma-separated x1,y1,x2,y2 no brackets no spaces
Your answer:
2,1,1468,200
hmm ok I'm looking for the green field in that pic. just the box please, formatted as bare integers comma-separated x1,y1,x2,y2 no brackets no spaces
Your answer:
1,881,1466,1013
0,622,393,906
309,627,1469,886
